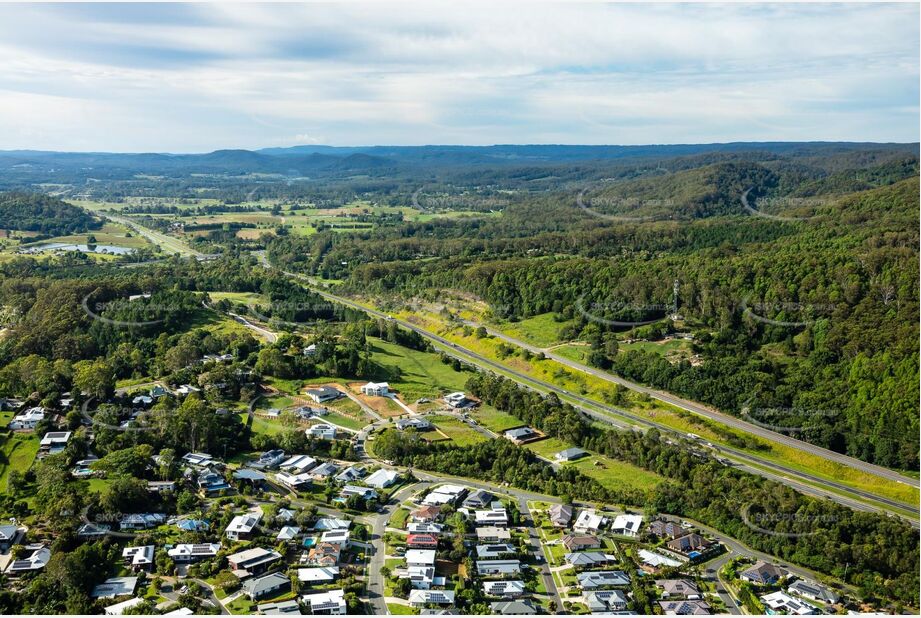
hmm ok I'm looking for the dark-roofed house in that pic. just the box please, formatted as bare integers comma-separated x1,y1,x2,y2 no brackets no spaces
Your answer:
257,599,301,615
305,386,343,404
667,533,711,555
648,519,685,540
0,525,20,551
659,600,712,615
476,544,518,559
562,534,601,552
548,504,573,527
657,579,701,600
740,560,787,585
227,547,283,575
577,570,631,590
242,572,291,600
490,600,536,615
91,576,139,599
462,489,494,509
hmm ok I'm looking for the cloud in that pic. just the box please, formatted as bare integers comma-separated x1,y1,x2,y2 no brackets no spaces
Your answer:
0,3,915,151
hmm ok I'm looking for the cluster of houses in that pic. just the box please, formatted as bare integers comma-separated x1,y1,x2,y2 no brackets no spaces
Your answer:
736,560,841,615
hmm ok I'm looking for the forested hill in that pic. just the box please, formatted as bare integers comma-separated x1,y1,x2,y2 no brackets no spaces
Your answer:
0,192,101,236
268,173,920,471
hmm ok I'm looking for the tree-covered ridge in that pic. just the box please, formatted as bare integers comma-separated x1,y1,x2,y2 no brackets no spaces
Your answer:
0,191,102,236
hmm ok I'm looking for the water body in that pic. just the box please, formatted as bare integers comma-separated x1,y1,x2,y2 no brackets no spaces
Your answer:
20,242,135,255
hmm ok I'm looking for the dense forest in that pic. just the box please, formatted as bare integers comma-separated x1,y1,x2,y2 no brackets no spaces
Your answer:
0,191,102,237
267,162,920,470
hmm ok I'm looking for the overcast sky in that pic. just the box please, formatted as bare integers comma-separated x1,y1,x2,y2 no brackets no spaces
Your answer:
0,2,917,152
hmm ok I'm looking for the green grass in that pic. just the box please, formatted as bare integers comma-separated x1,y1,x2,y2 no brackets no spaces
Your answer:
470,405,524,433
386,603,419,615
427,415,488,447
322,411,366,431
490,312,575,348
0,432,39,490
619,339,691,355
368,338,469,402
389,507,410,529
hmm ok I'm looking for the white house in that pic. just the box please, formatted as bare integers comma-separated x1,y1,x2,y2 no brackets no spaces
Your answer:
408,590,455,608
306,424,337,440
360,382,389,396
280,454,317,474
301,589,346,615
483,580,526,598
475,506,509,527
39,431,71,455
121,546,154,571
761,591,819,615
225,512,261,541
364,468,400,489
298,567,339,584
406,549,437,568
9,407,45,430
610,514,644,537
168,543,220,562
573,509,605,533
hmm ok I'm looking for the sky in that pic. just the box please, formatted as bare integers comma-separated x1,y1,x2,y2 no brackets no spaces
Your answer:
0,2,917,152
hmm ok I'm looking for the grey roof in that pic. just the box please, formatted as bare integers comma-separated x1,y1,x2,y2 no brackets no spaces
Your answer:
233,468,267,481
242,572,290,598
585,590,629,612
504,427,536,440
490,600,536,615
256,600,301,614
557,447,588,460
91,576,138,598
548,503,573,525
578,570,631,589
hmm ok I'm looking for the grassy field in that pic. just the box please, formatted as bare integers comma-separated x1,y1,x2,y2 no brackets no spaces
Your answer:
428,415,489,447
390,307,919,508
15,222,153,251
469,406,523,433
0,432,39,490
368,338,470,402
386,603,419,615
490,312,575,348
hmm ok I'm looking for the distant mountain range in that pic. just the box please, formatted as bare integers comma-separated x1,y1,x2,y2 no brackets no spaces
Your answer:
0,142,916,179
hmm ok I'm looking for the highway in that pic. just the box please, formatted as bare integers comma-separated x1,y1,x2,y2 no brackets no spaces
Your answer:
469,321,918,488
278,272,919,525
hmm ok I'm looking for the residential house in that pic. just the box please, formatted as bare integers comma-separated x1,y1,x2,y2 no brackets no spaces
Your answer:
474,506,508,527
573,510,605,534
461,489,494,509
548,504,573,527
403,566,435,589
91,577,139,599
301,589,346,615
585,589,630,613
659,600,712,615
306,424,337,440
242,572,291,601
340,485,378,501
566,552,617,569
364,468,400,489
277,471,314,490
409,505,441,523
555,447,588,462
197,469,230,495
667,533,711,556
302,344,318,357
422,484,467,506
761,591,818,616
182,452,213,467
305,386,343,404
277,526,301,542
175,384,201,397
257,600,301,615
360,382,389,396
9,407,45,430
611,513,644,537
476,560,520,577
0,525,20,550
407,522,444,535
396,418,432,431
281,454,318,474
225,513,261,541
121,546,154,572
503,427,538,444
562,534,601,552
476,527,511,542
443,392,471,408
408,590,455,608
334,465,365,484
407,534,439,550
787,580,840,605
482,581,525,598
475,544,517,559
657,579,701,600
5,545,50,575
38,431,71,456
490,600,536,615
76,523,111,539
233,469,268,486
314,517,351,531
227,547,282,575
168,543,220,563
298,567,340,585
648,519,685,540
406,549,437,568
119,513,165,531
310,462,340,479
320,529,350,548
638,549,684,570
103,598,145,615
304,542,341,567
740,560,787,585
577,571,631,590
254,449,286,468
